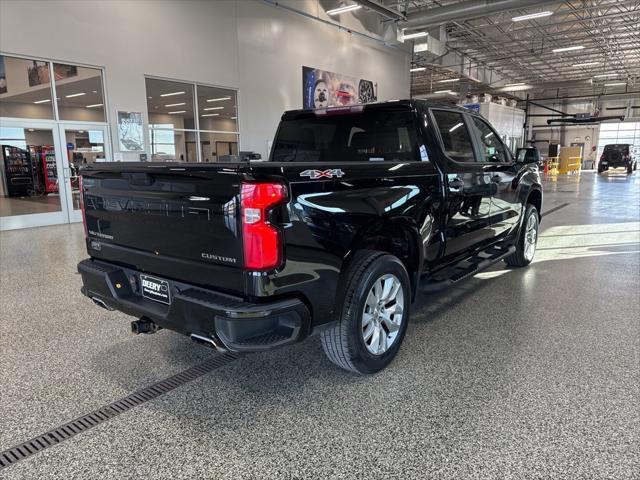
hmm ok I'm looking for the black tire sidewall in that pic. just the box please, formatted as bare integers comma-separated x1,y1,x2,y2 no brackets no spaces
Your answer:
345,255,410,374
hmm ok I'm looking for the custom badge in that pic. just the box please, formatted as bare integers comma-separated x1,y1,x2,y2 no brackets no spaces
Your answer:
300,169,345,179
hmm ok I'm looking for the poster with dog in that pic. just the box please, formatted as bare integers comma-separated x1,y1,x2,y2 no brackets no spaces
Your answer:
302,66,377,109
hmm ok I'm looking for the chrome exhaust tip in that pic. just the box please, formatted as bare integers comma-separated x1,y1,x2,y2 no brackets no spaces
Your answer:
91,297,114,311
190,333,228,352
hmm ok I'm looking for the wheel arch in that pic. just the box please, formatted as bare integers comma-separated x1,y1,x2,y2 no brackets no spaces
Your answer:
343,218,423,300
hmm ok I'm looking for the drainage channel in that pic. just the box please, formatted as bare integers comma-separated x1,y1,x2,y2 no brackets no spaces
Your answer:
0,353,240,470
541,202,570,218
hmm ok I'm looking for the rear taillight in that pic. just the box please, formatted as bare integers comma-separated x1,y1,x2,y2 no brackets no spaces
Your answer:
79,175,88,236
241,182,287,270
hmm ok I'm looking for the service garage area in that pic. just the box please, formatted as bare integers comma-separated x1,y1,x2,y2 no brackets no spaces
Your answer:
0,1,639,479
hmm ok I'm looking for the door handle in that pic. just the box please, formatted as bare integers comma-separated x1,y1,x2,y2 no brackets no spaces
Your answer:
449,178,463,189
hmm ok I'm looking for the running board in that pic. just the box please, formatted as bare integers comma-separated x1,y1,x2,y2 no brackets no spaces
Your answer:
420,245,516,293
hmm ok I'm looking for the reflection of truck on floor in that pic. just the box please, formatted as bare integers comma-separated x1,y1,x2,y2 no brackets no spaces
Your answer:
598,144,637,174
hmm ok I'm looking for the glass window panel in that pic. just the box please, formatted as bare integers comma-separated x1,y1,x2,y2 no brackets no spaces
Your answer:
65,129,107,209
0,56,54,120
146,78,195,130
431,110,476,163
149,128,197,162
196,85,237,132
1,127,62,216
54,63,105,122
199,132,239,162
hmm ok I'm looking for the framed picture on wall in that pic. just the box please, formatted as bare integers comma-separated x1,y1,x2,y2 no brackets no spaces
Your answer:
117,111,145,152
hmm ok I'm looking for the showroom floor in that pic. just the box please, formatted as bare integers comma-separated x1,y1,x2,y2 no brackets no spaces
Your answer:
0,171,638,479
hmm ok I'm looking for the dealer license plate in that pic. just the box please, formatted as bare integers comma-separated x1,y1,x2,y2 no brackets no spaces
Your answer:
140,274,171,305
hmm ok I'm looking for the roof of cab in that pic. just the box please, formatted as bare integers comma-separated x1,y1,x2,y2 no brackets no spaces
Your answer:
282,99,474,119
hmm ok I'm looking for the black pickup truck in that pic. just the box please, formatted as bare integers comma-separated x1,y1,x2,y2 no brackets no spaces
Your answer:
78,100,542,374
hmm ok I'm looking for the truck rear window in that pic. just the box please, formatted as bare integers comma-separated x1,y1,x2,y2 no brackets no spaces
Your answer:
271,109,418,162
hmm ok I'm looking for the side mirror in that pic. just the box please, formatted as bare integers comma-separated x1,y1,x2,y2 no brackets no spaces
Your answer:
240,151,262,161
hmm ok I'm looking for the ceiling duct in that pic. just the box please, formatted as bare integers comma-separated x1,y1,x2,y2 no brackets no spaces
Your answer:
399,0,560,30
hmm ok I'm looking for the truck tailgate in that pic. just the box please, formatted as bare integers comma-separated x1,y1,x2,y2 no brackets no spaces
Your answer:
81,164,245,293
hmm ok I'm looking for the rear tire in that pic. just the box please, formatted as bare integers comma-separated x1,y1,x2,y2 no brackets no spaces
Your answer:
597,164,605,174
505,204,539,268
320,250,410,374
627,163,633,174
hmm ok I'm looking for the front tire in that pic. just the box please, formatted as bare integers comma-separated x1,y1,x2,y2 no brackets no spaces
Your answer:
505,204,539,267
320,250,410,374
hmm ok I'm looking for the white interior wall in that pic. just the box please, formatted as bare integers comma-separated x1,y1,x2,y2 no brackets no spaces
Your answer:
0,0,410,160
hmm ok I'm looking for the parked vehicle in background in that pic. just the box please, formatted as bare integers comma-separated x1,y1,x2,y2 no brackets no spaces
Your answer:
598,144,637,174
77,100,543,374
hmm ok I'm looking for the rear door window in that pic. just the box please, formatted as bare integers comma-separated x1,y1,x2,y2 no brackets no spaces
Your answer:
430,110,476,163
469,116,511,163
271,108,418,162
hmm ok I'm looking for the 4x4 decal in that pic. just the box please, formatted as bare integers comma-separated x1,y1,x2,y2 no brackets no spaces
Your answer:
300,169,345,179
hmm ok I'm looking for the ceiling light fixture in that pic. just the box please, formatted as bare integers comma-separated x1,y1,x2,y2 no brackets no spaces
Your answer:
435,90,457,95
160,91,185,97
403,31,428,40
165,102,186,107
33,99,51,104
552,45,585,53
168,110,186,114
201,113,219,117
231,116,237,120
438,78,460,83
573,62,601,67
593,73,620,78
204,106,224,111
604,82,627,87
504,82,525,87
410,67,426,72
512,11,553,22
206,96,231,102
326,4,361,15
65,92,86,98
86,103,103,108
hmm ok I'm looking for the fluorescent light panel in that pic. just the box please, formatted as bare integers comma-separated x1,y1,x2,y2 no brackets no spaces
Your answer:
65,92,86,98
410,67,426,72
204,106,224,111
160,91,185,97
552,45,584,53
403,31,428,40
326,4,361,15
593,73,620,78
201,113,219,117
435,90,456,94
165,102,186,107
33,99,51,104
573,62,601,67
168,110,186,114
512,11,553,22
438,78,460,83
206,96,231,102
86,103,103,108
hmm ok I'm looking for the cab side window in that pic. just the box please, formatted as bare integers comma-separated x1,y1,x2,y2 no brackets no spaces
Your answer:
470,116,510,163
431,110,476,163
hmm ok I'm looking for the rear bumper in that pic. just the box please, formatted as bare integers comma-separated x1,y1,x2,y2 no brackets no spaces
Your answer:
78,258,311,352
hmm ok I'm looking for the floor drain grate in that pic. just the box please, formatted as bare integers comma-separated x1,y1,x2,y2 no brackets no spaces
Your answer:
0,353,240,470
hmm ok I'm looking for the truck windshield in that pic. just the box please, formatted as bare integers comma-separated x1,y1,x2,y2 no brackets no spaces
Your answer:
271,109,418,162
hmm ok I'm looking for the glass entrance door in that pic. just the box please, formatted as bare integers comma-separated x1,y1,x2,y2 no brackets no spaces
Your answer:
0,120,68,230
57,124,111,223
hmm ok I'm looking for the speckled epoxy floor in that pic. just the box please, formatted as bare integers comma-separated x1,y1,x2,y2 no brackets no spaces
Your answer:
1,172,638,479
